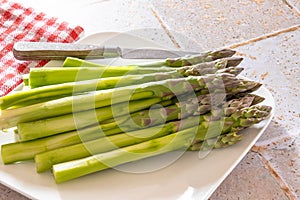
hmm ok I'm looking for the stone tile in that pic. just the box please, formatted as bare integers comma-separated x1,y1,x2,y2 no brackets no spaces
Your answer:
209,152,289,200
253,135,300,199
150,0,300,51
0,184,29,200
235,29,300,137
233,28,300,198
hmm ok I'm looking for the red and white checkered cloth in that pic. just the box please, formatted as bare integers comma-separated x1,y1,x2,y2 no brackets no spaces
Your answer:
0,0,84,96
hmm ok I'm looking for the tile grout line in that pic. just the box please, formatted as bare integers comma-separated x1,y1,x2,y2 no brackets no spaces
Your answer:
253,150,298,200
149,6,182,49
282,0,300,17
227,24,300,49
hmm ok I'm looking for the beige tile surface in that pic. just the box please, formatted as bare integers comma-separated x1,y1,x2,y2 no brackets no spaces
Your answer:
150,0,300,50
0,183,29,200
254,132,300,199
212,27,300,199
234,29,300,137
209,152,289,200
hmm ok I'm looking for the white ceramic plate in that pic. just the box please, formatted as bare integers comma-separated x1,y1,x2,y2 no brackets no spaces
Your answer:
0,33,275,200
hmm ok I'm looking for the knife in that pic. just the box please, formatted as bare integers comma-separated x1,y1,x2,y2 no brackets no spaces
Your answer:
13,41,199,60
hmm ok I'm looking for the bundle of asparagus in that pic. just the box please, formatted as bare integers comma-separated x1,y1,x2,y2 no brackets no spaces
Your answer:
0,49,272,183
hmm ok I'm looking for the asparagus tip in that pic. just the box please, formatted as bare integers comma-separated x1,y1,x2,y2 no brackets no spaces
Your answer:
225,57,244,67
211,49,236,59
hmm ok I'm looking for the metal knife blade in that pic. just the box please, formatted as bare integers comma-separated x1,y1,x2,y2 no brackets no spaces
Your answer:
13,41,199,60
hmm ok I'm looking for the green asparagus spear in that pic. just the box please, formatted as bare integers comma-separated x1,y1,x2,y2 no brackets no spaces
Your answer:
63,49,236,68
0,57,242,109
1,122,130,165
17,97,164,141
145,49,237,67
1,93,261,164
28,66,169,88
190,105,273,143
112,93,263,132
0,73,259,130
52,126,197,183
20,48,235,87
52,129,242,183
34,100,268,172
34,116,197,172
21,74,29,86
7,66,243,110
15,75,262,141
29,57,242,88
0,95,190,164
52,104,272,183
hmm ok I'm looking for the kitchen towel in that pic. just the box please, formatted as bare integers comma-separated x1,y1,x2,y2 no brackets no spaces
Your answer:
0,0,84,96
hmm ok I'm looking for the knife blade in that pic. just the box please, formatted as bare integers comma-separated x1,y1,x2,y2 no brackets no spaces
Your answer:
13,41,199,60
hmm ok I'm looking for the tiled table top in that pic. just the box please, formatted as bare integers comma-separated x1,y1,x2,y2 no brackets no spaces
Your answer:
2,0,300,199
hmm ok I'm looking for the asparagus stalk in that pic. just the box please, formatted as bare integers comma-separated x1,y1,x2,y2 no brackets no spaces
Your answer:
2,73,178,109
0,89,154,130
17,97,165,141
52,129,241,183
0,57,243,109
52,126,197,183
1,122,131,164
52,104,272,183
22,74,29,86
34,101,269,172
8,66,243,110
15,75,262,141
0,95,192,164
29,57,242,88
1,93,262,164
111,93,263,132
141,49,237,67
22,49,236,87
28,66,168,88
63,49,236,68
34,116,198,172
190,105,272,144
0,73,259,130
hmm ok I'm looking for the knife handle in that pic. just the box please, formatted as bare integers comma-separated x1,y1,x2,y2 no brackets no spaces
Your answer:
13,42,121,60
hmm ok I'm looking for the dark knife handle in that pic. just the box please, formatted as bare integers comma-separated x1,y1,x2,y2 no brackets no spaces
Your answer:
13,42,121,60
